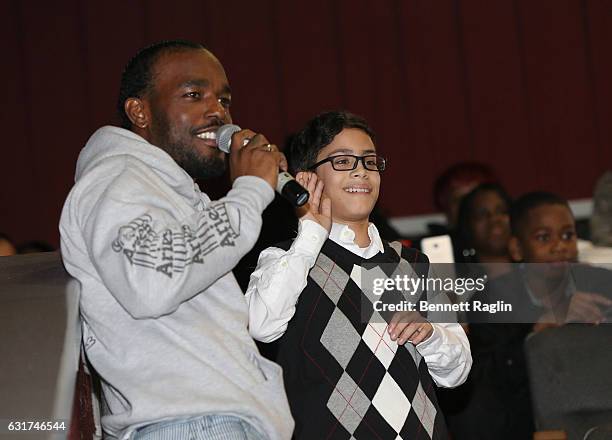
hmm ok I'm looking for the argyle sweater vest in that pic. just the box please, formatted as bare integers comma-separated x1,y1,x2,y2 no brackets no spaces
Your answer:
273,239,449,440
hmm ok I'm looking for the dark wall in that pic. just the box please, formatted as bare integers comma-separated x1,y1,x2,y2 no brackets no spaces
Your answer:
2,0,611,247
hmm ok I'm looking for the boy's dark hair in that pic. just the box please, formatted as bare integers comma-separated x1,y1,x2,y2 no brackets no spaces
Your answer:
285,111,375,174
117,40,206,129
456,182,512,248
510,191,572,236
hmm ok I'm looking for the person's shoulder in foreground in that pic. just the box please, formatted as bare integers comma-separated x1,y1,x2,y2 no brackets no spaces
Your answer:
60,40,293,440
246,110,472,439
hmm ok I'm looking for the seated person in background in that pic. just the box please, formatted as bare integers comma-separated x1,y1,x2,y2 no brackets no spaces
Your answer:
0,233,16,256
246,111,471,440
463,191,612,440
470,191,612,325
436,182,512,438
580,170,612,266
430,162,497,235
591,170,612,247
454,183,513,278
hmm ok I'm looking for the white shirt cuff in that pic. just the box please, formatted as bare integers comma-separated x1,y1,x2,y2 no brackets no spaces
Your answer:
416,323,438,351
293,219,329,255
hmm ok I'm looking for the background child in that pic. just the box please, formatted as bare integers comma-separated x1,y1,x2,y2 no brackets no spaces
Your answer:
508,192,612,324
463,191,612,439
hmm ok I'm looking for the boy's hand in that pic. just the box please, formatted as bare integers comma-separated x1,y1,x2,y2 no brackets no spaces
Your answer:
295,172,332,233
388,311,433,345
565,291,612,324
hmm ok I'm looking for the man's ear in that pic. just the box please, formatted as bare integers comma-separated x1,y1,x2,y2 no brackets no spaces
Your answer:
124,97,149,129
508,236,523,262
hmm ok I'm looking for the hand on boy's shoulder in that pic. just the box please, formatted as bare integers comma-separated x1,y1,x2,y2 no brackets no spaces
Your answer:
295,172,332,232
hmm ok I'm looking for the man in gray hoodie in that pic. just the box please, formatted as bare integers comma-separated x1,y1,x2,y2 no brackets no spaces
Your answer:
60,40,294,440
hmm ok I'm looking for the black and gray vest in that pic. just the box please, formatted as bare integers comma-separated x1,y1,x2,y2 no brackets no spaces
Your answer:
273,238,449,440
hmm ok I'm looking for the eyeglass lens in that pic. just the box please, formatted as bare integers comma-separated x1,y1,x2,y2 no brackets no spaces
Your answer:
331,155,385,171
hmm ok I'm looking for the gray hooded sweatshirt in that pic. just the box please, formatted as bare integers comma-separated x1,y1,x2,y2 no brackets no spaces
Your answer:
60,126,294,439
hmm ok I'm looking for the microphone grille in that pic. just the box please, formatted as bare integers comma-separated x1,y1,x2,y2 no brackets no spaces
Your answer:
216,124,241,153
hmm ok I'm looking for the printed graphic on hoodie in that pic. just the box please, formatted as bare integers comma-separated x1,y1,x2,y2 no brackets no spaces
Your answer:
111,203,240,277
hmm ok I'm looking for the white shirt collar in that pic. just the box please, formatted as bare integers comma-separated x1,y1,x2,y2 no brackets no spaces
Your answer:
329,222,385,259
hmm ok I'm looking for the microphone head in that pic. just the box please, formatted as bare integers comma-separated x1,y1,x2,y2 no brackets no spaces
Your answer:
216,124,241,153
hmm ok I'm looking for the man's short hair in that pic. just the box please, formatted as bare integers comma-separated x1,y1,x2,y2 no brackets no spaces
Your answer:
285,111,375,174
117,40,205,129
510,191,571,236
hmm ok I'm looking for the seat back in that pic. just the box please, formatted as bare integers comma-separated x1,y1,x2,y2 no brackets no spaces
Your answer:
524,325,612,440
0,252,96,438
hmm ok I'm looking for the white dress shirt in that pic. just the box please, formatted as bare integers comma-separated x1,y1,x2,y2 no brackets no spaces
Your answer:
245,220,472,387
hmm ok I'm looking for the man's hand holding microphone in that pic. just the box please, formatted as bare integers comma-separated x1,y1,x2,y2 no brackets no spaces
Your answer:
217,124,309,207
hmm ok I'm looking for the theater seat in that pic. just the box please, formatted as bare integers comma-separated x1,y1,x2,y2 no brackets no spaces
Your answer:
0,252,87,438
524,325,612,440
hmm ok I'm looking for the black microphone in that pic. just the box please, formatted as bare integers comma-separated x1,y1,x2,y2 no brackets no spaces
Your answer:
216,124,309,207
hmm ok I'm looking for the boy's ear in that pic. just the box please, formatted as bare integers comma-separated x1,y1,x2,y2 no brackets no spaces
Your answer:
508,236,523,262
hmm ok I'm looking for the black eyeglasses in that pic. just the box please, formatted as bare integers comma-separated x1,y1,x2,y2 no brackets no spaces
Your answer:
309,154,387,172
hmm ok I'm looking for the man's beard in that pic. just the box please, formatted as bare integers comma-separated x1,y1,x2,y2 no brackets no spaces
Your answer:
150,111,226,180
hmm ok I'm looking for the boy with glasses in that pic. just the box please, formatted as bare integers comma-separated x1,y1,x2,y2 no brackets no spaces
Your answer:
246,111,471,440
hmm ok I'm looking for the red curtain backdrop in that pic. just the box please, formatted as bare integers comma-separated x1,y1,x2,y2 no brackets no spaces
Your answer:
2,0,612,247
